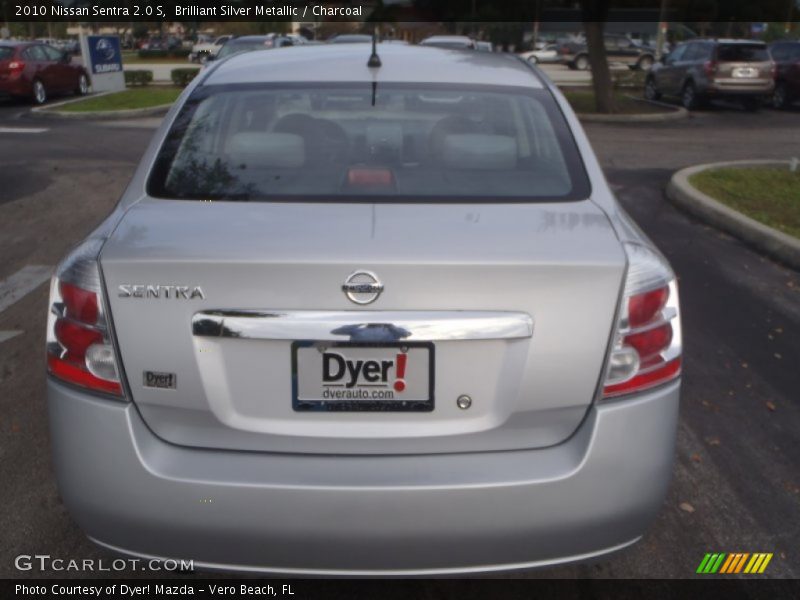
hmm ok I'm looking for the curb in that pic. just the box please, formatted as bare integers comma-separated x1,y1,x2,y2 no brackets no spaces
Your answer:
577,98,688,123
666,160,800,271
33,99,173,120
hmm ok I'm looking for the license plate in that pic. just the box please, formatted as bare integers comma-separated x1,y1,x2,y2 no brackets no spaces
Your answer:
733,67,757,78
292,342,434,412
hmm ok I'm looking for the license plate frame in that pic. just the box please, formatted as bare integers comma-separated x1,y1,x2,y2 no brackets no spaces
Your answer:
291,341,435,412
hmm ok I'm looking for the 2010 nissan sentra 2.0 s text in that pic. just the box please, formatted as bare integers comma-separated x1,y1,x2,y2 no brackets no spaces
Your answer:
46,43,682,575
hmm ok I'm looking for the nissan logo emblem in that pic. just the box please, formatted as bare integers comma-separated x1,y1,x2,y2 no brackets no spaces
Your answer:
342,271,383,305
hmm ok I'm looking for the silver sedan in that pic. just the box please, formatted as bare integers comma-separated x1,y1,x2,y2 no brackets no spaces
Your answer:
46,44,682,575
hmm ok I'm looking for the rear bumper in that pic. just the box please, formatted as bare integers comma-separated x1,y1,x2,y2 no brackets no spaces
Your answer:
0,78,29,97
48,378,679,575
706,81,774,97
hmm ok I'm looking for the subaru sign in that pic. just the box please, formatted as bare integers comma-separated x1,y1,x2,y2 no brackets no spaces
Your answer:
79,34,125,93
87,36,122,74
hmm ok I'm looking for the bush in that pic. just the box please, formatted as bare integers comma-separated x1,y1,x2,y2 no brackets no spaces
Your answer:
138,49,165,59
171,68,200,87
137,48,191,60
124,70,153,87
612,69,647,90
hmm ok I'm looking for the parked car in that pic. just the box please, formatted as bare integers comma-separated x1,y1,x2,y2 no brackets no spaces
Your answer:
60,39,81,55
140,36,181,52
46,44,682,575
562,34,655,71
327,34,373,44
768,40,800,109
190,35,234,63
284,34,309,46
519,44,562,64
211,35,295,63
419,35,476,50
0,41,89,104
645,39,775,111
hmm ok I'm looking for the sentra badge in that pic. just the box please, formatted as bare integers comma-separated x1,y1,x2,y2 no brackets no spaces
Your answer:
119,284,205,300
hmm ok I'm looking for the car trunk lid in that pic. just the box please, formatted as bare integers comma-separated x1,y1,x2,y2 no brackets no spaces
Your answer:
101,198,625,455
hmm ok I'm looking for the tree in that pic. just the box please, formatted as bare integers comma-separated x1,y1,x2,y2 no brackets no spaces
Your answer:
579,0,615,114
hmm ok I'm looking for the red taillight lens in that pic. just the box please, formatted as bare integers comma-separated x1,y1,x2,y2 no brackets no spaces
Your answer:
60,281,99,324
6,60,25,78
624,322,673,361
628,286,668,328
703,60,717,77
47,354,121,395
603,358,681,397
47,240,122,397
602,244,682,399
54,318,103,362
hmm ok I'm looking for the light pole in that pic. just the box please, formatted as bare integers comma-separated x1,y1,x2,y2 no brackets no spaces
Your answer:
655,0,668,60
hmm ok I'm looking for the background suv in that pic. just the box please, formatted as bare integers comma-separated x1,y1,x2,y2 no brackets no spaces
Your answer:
769,40,800,109
645,39,774,111
562,34,655,71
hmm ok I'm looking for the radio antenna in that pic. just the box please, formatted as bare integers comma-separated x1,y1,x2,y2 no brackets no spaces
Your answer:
367,26,381,68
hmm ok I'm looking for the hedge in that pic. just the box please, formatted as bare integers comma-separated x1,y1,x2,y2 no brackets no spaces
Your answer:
171,68,200,87
137,48,192,60
612,69,647,89
124,70,153,87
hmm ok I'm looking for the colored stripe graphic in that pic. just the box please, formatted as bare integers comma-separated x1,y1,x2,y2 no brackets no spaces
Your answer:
697,553,713,573
697,553,726,573
736,553,751,573
720,554,736,573
745,553,774,574
758,554,773,573
700,552,773,574
745,554,760,573
710,553,726,573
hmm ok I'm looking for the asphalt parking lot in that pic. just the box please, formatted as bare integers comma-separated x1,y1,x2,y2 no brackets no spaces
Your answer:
0,98,798,580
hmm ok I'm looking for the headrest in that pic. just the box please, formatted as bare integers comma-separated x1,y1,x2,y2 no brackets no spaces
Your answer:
441,134,517,170
225,132,305,168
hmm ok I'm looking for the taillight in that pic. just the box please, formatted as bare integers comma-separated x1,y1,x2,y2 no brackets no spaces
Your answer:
602,243,682,398
703,60,717,77
46,238,123,397
7,60,25,77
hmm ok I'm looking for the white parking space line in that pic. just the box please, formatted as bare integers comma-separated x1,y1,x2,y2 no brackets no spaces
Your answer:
0,330,23,344
0,127,49,134
0,265,52,315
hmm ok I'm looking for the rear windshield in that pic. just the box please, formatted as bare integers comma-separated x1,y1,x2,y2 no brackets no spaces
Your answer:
0,47,14,60
717,44,769,62
148,82,590,202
